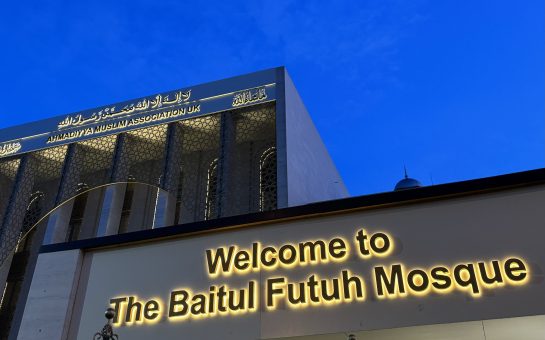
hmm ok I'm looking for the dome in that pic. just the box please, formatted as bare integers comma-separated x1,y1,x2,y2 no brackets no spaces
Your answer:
394,168,423,191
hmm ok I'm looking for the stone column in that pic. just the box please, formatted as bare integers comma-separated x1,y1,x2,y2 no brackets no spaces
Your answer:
97,184,127,237
95,133,131,237
50,201,75,244
78,188,105,239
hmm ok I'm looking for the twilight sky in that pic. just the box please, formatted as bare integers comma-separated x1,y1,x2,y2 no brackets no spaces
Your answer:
0,0,543,196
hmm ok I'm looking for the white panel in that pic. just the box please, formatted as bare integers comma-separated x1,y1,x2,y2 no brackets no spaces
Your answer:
18,249,82,340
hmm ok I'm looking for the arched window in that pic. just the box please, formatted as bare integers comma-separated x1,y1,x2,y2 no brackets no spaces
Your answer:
259,147,277,211
17,191,44,252
205,158,219,220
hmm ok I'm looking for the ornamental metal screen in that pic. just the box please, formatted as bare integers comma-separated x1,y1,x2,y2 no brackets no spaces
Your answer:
0,92,279,340
175,114,222,224
220,102,277,217
0,102,277,266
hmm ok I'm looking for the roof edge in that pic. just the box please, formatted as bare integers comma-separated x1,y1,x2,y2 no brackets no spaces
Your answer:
41,168,545,254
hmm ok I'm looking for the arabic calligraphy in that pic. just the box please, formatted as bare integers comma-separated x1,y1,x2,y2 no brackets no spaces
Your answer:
57,90,192,130
0,142,22,157
232,88,267,107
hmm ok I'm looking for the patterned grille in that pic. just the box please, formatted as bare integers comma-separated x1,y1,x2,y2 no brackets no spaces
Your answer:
20,192,45,235
0,158,20,225
0,145,67,267
260,147,277,211
221,103,276,217
57,135,117,203
31,146,69,213
112,125,168,186
161,123,183,194
205,159,219,220
176,115,221,224
0,104,277,263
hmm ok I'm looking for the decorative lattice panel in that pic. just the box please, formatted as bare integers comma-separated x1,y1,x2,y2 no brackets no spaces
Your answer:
260,147,277,212
176,115,221,224
20,192,45,235
0,158,21,226
0,103,278,264
0,145,67,267
31,145,69,213
221,102,276,217
113,125,168,186
205,158,219,220
56,135,118,203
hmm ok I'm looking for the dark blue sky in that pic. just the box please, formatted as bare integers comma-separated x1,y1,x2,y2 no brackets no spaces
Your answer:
0,1,543,195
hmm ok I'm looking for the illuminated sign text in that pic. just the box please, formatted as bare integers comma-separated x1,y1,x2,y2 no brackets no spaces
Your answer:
109,228,530,326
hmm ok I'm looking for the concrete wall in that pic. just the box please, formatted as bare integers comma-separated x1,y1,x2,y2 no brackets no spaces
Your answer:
283,69,349,207
17,250,82,340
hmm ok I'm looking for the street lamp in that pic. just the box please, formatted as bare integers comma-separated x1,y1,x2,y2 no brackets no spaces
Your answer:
93,308,119,340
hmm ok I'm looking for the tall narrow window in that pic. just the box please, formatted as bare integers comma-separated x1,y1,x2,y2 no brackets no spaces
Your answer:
259,147,277,211
118,183,135,234
67,183,89,241
205,159,218,220
174,168,184,224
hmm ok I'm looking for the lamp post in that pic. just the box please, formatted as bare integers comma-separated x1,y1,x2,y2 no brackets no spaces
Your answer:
93,308,119,340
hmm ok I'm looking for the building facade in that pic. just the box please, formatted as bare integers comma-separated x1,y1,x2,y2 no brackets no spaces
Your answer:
0,68,544,340
0,68,347,339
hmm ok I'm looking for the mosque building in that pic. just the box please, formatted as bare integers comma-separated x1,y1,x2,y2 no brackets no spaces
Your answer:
0,67,543,340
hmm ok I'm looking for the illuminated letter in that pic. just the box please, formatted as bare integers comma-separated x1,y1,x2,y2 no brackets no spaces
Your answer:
328,238,347,260
126,296,142,322
453,264,480,295
169,290,189,317
430,266,452,290
355,229,370,256
267,277,286,308
307,275,320,303
287,282,306,305
374,264,405,297
478,261,503,285
191,294,207,315
321,278,341,301
208,286,216,314
206,247,235,275
144,300,160,320
110,297,127,324
407,269,429,293
217,286,227,312
342,270,365,300
504,258,528,283
279,244,297,265
261,246,277,267
251,243,260,269
248,281,256,309
299,240,327,262
234,250,251,271
369,232,391,256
